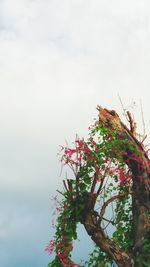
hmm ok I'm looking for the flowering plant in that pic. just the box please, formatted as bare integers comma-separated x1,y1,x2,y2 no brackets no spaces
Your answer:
46,107,150,267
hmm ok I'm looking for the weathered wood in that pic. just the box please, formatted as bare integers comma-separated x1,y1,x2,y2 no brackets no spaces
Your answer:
96,106,150,266
81,192,134,267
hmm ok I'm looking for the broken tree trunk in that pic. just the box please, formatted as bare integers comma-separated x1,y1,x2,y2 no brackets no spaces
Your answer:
96,106,150,266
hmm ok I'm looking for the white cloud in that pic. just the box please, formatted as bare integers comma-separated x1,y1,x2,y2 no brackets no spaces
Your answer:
0,0,150,204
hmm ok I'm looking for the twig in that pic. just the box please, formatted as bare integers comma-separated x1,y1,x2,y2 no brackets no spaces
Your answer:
91,168,100,193
118,93,129,121
140,99,145,136
56,190,65,197
63,180,69,192
59,162,64,177
102,216,115,230
98,191,133,225
76,171,80,197
97,160,112,195
140,99,147,144
102,217,115,225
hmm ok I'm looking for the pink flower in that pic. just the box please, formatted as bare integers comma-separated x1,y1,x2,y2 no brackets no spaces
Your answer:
75,138,85,148
77,154,83,161
83,146,90,153
45,240,55,255
70,263,79,266
64,148,76,159
57,253,64,259
92,140,96,145
52,207,60,215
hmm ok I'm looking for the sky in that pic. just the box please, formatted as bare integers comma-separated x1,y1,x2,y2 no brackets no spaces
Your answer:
0,0,150,266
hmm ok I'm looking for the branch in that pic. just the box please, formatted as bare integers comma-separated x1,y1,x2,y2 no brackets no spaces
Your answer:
126,111,137,137
56,190,65,197
63,180,69,192
81,192,133,266
96,177,104,195
75,171,80,197
96,160,112,195
91,168,100,193
98,191,133,225
103,216,115,225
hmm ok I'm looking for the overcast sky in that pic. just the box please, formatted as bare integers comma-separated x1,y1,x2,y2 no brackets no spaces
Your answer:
0,0,150,266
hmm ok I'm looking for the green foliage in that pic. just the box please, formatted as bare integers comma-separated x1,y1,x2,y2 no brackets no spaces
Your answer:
46,120,148,266
112,189,133,251
83,245,114,267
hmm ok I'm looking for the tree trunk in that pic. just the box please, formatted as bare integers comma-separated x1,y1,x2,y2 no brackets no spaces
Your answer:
97,106,150,266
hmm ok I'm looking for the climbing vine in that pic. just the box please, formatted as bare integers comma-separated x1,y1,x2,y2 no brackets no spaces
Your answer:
46,107,150,267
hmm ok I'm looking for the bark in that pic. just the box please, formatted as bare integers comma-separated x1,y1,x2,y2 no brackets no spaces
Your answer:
80,192,134,267
96,106,150,266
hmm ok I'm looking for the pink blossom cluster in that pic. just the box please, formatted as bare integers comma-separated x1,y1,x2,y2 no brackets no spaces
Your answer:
45,240,55,255
56,241,79,267
60,137,92,165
